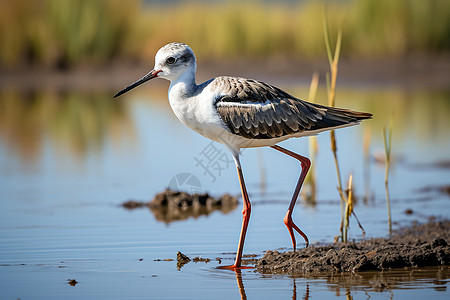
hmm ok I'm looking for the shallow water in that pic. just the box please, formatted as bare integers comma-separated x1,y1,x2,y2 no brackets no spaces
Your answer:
0,83,449,299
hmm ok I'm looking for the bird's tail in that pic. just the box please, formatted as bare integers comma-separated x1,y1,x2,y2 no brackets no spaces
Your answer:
308,102,372,131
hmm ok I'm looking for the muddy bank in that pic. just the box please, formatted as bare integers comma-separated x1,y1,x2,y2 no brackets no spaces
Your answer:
256,219,450,275
2,56,450,91
122,189,238,223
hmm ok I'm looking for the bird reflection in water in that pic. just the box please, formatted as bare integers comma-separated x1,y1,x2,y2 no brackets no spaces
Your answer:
232,270,311,300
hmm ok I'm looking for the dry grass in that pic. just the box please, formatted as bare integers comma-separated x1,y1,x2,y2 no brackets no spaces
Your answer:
1,0,449,69
304,72,319,203
383,119,393,235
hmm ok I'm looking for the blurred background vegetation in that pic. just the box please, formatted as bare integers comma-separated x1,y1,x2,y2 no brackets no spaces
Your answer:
1,0,449,70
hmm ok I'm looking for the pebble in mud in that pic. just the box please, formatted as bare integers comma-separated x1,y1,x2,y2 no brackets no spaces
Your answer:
256,220,450,275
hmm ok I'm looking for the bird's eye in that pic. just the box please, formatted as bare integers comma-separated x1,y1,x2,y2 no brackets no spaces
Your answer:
166,57,176,65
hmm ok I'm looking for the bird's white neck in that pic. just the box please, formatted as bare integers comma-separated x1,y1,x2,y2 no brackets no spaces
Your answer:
168,70,197,99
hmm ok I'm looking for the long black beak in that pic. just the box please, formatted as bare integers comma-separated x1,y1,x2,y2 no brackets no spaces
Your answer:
113,70,161,98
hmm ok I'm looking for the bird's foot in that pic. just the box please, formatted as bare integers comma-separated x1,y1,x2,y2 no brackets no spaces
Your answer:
216,264,254,270
284,217,309,250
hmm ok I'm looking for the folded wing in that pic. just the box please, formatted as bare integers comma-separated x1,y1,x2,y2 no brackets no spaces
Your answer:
213,77,372,139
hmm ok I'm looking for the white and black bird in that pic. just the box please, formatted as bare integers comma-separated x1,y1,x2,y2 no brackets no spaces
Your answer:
114,42,372,269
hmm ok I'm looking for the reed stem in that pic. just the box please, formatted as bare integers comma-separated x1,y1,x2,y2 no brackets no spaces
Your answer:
324,11,347,241
343,175,353,243
383,124,393,235
306,72,319,203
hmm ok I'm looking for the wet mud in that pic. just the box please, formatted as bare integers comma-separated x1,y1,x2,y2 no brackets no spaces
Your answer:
122,189,238,223
67,279,78,286
177,251,191,269
256,219,450,275
175,251,216,270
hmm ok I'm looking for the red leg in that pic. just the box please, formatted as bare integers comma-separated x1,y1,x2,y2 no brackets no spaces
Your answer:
271,145,310,250
218,165,252,269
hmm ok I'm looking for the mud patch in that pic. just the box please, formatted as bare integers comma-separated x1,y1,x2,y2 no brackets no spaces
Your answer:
122,189,238,223
418,185,450,196
67,279,78,286
177,251,191,269
256,219,450,275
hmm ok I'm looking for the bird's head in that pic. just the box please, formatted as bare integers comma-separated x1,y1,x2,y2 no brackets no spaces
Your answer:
154,42,196,81
114,42,196,98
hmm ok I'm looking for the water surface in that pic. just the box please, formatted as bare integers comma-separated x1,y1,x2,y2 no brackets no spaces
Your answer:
0,84,449,299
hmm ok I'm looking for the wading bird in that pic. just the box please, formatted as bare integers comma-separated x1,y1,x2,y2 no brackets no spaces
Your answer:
114,42,372,269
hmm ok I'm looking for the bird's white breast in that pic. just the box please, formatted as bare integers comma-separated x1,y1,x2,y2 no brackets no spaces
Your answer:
168,81,230,143
167,79,297,151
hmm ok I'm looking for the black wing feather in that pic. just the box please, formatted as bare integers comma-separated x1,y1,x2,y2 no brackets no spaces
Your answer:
213,77,372,139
